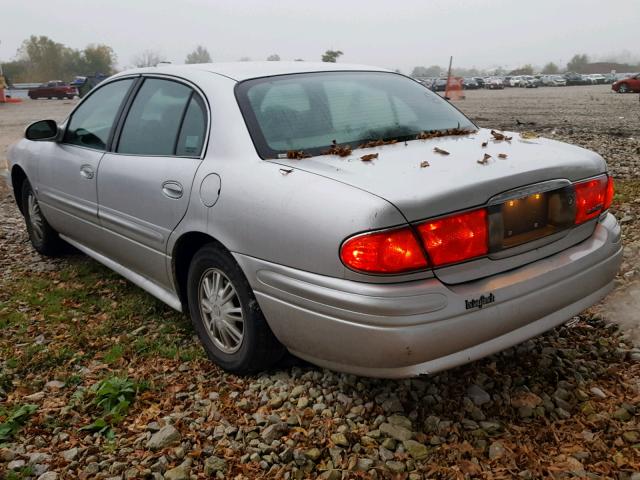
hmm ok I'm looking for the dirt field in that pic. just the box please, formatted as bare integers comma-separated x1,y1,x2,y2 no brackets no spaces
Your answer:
0,98,77,171
1,86,640,479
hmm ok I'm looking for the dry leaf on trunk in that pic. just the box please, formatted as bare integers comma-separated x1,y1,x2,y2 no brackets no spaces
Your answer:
477,153,492,165
360,153,378,162
491,130,512,141
520,131,540,140
420,161,430,168
433,147,450,155
286,150,309,159
498,153,508,159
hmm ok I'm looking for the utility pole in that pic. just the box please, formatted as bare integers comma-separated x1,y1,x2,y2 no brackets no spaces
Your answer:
444,56,453,100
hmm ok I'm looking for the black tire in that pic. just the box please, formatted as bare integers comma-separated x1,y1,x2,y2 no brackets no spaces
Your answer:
21,181,64,256
187,244,285,374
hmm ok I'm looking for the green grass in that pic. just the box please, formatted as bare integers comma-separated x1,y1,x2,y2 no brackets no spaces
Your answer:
0,403,38,443
613,178,640,205
0,255,199,382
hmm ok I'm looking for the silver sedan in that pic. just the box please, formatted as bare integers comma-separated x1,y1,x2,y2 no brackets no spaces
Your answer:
7,62,622,378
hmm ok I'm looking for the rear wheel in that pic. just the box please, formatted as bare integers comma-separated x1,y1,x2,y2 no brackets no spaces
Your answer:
618,83,629,93
187,244,285,374
21,181,64,256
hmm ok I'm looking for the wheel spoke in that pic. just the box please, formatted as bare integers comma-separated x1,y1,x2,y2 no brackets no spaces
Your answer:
222,319,242,344
223,306,242,318
202,276,212,300
219,284,236,305
201,298,213,314
213,272,221,300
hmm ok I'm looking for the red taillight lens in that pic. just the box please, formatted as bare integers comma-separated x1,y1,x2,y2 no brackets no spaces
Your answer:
604,176,614,211
416,209,488,267
574,176,608,224
340,227,428,273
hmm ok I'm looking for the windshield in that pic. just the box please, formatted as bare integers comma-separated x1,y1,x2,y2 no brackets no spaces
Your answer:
235,71,476,159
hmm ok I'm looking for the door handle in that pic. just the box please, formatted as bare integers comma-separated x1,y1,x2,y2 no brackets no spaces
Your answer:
162,181,183,199
80,165,94,179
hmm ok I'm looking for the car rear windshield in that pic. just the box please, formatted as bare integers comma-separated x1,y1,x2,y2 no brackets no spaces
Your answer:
235,71,476,159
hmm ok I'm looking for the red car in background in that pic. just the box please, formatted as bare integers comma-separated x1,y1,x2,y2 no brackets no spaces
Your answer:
612,73,640,93
28,81,78,100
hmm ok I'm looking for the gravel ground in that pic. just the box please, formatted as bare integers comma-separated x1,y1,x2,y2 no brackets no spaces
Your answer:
1,88,640,479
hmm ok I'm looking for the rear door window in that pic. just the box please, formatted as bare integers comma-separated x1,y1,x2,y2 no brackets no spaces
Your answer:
117,78,194,156
176,94,207,157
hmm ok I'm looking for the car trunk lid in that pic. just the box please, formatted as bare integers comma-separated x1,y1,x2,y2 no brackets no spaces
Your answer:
268,129,607,283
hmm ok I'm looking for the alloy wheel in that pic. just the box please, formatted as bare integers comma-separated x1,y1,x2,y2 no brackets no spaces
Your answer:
198,268,244,353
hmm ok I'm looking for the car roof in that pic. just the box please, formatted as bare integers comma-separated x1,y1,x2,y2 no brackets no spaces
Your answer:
120,61,391,82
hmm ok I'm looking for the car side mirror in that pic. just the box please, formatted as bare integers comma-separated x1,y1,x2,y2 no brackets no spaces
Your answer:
25,119,59,141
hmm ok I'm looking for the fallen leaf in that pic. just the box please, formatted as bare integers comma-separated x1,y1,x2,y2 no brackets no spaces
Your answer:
286,150,309,159
416,128,476,140
433,147,450,155
477,153,491,165
360,153,378,162
491,130,512,141
482,141,488,147
324,140,352,157
420,161,430,168
498,153,508,159
520,131,540,140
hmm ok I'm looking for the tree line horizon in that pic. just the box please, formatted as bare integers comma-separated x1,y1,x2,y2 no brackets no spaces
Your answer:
1,35,636,84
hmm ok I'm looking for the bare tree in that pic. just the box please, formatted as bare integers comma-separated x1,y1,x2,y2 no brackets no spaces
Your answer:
185,45,212,64
266,54,281,61
542,62,560,74
133,50,165,68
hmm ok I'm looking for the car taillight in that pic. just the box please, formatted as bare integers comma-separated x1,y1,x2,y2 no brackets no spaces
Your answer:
340,226,428,274
416,208,489,267
604,175,614,210
574,176,608,224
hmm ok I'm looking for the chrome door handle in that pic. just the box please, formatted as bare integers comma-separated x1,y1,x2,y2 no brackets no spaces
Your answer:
162,181,183,199
80,165,94,179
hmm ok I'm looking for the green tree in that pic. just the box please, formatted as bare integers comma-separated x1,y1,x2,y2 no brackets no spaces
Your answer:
18,35,69,81
81,44,116,74
567,54,589,73
542,62,560,74
185,45,212,64
0,59,30,83
321,50,343,63
267,54,281,61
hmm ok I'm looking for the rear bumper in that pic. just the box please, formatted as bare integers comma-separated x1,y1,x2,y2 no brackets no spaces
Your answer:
235,214,622,378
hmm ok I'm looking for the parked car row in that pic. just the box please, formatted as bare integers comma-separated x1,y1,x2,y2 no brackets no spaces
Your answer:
415,72,638,91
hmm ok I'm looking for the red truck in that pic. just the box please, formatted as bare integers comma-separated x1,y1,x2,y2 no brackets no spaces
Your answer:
28,81,78,100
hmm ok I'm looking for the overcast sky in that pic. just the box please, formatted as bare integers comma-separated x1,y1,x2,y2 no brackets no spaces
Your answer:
1,0,637,72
